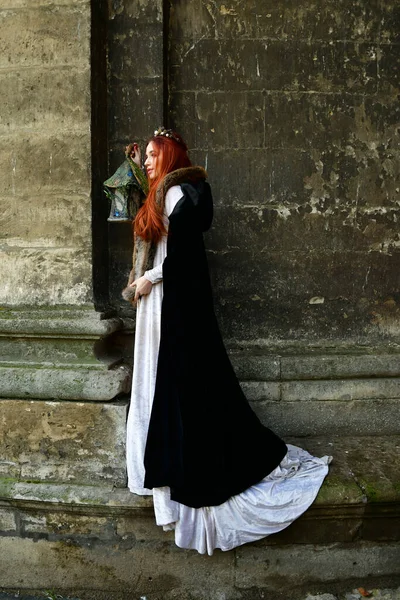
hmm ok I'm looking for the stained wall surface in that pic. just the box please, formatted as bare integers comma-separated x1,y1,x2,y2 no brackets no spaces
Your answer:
0,0,398,344
166,0,400,345
0,0,93,306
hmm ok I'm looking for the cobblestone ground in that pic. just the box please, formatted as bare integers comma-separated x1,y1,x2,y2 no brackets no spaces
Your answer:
0,589,399,600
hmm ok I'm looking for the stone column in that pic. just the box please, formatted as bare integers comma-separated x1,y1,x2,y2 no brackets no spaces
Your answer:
0,0,130,496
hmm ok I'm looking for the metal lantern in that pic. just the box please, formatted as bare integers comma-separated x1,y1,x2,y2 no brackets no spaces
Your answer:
104,158,148,223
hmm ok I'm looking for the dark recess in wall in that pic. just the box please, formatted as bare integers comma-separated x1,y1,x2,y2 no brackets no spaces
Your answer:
91,0,110,310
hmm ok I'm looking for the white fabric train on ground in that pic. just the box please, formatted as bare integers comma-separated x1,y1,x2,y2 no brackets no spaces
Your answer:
126,185,331,555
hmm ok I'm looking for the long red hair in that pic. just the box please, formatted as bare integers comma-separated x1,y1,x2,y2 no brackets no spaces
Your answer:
134,133,192,243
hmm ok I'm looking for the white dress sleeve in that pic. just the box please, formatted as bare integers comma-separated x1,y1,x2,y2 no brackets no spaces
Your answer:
144,185,183,284
144,264,164,284
165,184,184,217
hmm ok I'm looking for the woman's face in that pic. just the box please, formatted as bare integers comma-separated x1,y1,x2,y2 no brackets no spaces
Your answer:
144,141,160,180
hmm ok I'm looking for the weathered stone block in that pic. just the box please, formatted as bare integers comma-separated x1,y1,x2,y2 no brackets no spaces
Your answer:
281,353,400,380
20,513,47,533
169,91,197,148
108,84,164,160
321,148,400,213
0,248,92,305
0,399,128,485
209,248,400,344
229,352,280,381
252,399,400,437
170,0,215,40
339,436,400,504
116,515,173,541
193,91,265,149
0,69,90,136
108,24,163,82
0,480,151,508
294,435,400,535
378,42,400,94
380,3,400,44
253,93,398,167
108,0,162,24
0,5,90,69
0,337,102,366
0,308,131,398
360,508,400,542
278,1,381,42
307,460,363,507
0,194,91,248
211,206,371,254
204,145,399,219
262,507,363,545
0,536,235,595
240,381,280,402
170,0,382,42
21,510,112,537
0,133,91,197
234,542,400,589
0,508,17,532
202,148,315,206
1,0,88,6
0,308,122,337
170,40,377,93
0,365,130,400
262,93,360,150
282,378,400,402
215,90,356,151
227,351,400,382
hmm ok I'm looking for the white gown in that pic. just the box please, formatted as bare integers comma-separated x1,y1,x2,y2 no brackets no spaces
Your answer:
126,185,331,555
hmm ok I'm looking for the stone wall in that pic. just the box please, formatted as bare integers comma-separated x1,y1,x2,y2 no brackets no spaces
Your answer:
0,2,399,596
165,1,400,346
0,0,130,511
106,1,399,347
0,0,93,306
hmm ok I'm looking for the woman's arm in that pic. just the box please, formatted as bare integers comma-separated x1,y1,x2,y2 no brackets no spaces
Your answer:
144,185,183,285
144,263,163,284
143,185,183,285
129,185,184,301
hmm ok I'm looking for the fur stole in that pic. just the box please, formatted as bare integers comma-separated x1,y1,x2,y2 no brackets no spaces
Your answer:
122,166,207,305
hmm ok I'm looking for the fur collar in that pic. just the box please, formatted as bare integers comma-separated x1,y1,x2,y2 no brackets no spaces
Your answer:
122,166,207,306
155,166,207,211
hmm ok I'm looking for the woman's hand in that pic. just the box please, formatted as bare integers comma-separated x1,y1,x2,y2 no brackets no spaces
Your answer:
130,276,152,302
125,142,141,167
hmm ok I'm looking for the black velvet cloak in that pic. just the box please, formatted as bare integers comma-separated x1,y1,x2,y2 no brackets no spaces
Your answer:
143,173,287,508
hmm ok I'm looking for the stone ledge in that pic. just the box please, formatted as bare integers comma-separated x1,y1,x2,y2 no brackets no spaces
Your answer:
0,365,131,400
0,308,122,338
0,436,398,545
0,437,399,598
0,481,150,512
230,349,400,381
242,378,400,402
0,308,132,400
253,398,400,437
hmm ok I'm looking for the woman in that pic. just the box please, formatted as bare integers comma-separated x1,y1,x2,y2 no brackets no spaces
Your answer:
124,128,330,555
